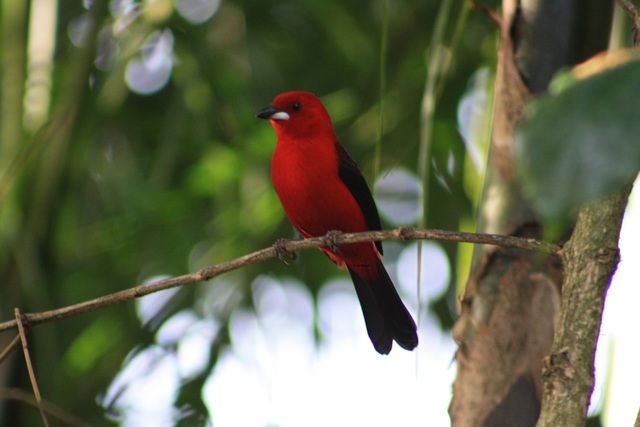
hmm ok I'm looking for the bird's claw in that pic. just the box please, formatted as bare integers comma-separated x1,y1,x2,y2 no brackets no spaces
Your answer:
323,230,343,254
273,238,297,265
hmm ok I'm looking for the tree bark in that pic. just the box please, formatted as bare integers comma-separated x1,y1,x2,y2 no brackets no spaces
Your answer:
537,185,632,426
450,0,613,425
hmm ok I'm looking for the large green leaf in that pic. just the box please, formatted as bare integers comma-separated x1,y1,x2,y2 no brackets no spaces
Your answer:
515,59,640,219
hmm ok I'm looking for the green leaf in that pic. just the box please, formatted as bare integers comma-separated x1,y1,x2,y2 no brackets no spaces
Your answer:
515,60,640,219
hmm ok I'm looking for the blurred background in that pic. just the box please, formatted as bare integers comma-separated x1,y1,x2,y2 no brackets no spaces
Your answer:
0,0,637,426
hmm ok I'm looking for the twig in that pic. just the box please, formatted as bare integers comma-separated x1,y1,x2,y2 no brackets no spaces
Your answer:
617,0,640,44
15,308,50,427
0,333,21,364
0,388,89,427
469,0,502,28
617,0,640,21
0,227,559,334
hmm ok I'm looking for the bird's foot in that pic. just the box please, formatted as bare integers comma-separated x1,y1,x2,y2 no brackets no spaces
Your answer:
323,230,343,254
273,238,297,265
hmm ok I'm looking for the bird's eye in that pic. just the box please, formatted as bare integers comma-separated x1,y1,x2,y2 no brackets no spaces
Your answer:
292,102,302,112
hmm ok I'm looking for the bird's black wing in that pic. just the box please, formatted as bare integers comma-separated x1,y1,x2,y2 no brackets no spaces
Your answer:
335,143,384,255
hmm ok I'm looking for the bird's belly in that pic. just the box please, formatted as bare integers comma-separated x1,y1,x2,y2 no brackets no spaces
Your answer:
273,169,379,272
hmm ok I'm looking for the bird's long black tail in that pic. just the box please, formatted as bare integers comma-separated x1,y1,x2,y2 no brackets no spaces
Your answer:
348,262,418,354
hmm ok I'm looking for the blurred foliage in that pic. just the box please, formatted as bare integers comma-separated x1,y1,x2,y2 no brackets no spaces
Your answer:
516,57,640,222
0,0,498,425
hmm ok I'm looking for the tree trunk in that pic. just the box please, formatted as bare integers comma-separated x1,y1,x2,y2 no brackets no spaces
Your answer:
537,185,631,426
449,0,614,425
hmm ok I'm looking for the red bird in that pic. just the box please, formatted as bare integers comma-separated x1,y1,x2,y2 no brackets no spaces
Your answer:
257,91,418,354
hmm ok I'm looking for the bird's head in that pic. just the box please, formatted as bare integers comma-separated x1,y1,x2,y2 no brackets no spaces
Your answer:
257,91,335,140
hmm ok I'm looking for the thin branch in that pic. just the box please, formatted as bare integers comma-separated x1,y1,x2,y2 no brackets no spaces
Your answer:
15,308,50,427
617,0,640,22
469,0,502,27
0,388,89,427
0,333,21,364
617,0,640,43
0,227,559,334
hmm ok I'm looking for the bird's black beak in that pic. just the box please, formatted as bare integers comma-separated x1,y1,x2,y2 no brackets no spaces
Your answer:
256,105,290,121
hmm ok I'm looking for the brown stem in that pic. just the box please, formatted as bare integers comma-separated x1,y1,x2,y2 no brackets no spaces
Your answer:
15,308,50,427
0,226,559,335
